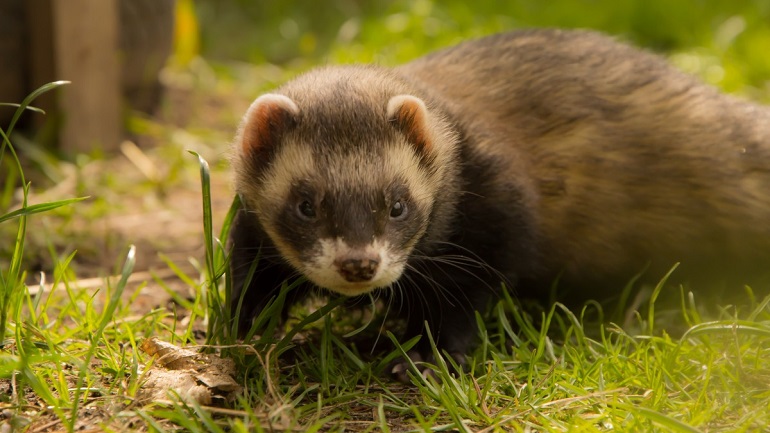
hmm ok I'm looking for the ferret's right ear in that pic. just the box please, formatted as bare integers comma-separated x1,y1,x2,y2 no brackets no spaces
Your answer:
387,94,435,156
239,94,299,158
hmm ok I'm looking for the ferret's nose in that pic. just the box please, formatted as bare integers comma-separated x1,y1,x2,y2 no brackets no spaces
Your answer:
335,255,380,282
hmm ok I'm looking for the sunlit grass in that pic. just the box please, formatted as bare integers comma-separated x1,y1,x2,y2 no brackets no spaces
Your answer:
3,2,770,430
3,114,770,431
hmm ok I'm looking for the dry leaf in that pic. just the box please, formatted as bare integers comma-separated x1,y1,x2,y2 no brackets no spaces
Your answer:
137,337,242,405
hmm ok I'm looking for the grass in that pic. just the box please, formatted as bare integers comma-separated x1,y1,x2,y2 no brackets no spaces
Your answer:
3,2,770,431
2,107,770,433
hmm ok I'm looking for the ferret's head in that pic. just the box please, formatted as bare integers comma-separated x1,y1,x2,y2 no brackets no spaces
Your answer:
232,66,459,296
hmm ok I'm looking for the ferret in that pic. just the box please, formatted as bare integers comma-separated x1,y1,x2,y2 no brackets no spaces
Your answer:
228,28,770,380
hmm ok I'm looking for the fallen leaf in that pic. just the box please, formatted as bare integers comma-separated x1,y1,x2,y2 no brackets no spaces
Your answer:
137,337,242,405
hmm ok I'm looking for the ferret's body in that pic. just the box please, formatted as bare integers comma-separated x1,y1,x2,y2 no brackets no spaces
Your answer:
400,30,770,292
229,29,770,377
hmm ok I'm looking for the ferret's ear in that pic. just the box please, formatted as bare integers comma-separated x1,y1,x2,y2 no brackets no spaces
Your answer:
240,94,299,158
387,95,433,154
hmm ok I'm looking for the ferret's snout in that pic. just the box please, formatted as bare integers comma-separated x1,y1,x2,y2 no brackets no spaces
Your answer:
334,254,380,282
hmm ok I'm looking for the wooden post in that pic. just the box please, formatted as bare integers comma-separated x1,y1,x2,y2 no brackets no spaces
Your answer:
26,0,55,123
29,0,122,154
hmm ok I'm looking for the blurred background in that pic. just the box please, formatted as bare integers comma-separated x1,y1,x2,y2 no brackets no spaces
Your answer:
3,0,769,153
195,0,770,96
1,0,769,280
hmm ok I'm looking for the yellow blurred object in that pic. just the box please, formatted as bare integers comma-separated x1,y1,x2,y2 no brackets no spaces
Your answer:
173,0,200,67
299,33,318,56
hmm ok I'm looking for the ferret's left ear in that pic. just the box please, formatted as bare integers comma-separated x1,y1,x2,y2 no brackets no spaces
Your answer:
387,95,433,155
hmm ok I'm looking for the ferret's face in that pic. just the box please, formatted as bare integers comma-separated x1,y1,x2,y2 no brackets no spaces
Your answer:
254,147,432,295
233,86,456,296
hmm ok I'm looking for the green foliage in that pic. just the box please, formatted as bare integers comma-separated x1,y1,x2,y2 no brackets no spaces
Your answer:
0,83,145,432
194,0,770,98
0,81,81,343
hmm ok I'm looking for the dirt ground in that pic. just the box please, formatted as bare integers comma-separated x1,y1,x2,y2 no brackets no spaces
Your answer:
15,67,255,315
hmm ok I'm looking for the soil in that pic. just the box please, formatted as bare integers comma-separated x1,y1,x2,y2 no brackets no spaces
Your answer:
12,67,253,305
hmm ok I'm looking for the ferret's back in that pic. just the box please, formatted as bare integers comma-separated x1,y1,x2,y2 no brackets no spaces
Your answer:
401,29,770,286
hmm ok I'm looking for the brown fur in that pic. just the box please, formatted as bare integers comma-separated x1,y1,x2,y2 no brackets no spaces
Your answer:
399,29,770,291
229,29,770,379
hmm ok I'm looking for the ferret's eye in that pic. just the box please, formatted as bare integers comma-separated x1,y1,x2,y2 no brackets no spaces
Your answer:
390,200,407,219
298,200,316,219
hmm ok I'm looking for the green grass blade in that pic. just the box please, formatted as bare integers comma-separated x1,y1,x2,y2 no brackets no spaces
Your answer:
0,103,45,114
0,81,75,345
3,81,69,138
189,151,216,287
631,406,704,433
276,295,348,354
218,195,241,269
680,320,770,340
648,263,679,335
0,187,28,342
0,197,89,224
215,196,241,343
189,150,223,346
68,245,135,431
